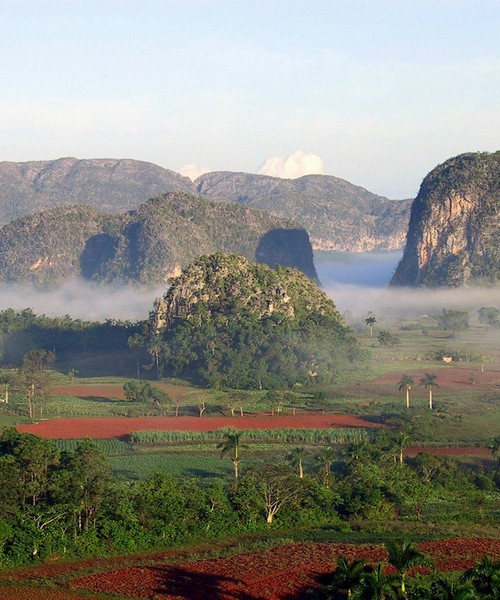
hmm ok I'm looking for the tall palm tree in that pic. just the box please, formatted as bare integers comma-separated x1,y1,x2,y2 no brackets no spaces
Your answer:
315,446,337,482
286,446,308,479
357,563,399,600
385,540,432,596
392,432,411,465
398,375,414,409
365,315,377,337
419,373,439,410
329,555,367,599
217,430,242,479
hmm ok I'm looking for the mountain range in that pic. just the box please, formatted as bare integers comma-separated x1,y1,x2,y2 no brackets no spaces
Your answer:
0,157,411,253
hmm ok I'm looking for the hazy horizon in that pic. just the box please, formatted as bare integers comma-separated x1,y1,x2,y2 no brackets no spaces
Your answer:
2,1,498,199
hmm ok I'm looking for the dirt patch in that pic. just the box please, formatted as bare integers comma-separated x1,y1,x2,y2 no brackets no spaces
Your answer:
2,538,498,599
16,413,379,440
51,382,194,400
365,366,500,395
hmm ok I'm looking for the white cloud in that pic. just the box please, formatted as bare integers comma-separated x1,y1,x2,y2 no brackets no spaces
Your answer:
178,163,212,181
259,151,324,179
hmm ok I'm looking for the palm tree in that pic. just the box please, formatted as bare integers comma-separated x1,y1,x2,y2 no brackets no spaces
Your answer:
385,540,432,596
357,563,399,600
217,430,243,479
431,576,476,600
315,446,337,481
419,373,439,410
462,555,500,598
365,315,377,337
286,446,308,479
398,375,414,409
489,435,500,467
392,432,411,465
343,440,370,465
329,555,367,599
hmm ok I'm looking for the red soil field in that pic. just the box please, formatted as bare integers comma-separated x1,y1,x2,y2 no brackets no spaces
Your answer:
51,382,194,400
17,413,379,439
357,366,500,395
3,537,497,600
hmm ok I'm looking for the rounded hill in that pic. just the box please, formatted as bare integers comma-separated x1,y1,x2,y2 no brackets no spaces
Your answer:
149,254,360,389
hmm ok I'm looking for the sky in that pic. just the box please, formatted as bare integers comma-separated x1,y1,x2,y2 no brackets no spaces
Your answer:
1,0,499,198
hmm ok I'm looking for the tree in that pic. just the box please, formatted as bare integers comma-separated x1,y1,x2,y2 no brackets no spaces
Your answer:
51,439,112,533
365,315,377,337
248,465,303,526
391,432,411,465
419,373,439,410
357,562,399,600
329,555,367,599
377,330,400,347
286,446,308,479
16,349,56,419
315,446,336,482
489,435,500,467
398,375,414,409
437,309,469,331
477,306,499,327
430,576,476,600
217,430,243,479
462,555,500,598
385,540,432,595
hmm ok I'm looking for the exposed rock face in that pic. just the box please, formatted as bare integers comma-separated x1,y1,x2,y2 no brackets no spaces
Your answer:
196,171,412,251
0,192,318,286
390,152,500,287
0,157,195,224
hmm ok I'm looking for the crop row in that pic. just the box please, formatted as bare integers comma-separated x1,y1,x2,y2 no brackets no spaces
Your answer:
128,427,369,445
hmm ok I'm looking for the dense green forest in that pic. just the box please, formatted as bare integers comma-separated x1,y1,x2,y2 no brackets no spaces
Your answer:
0,427,498,569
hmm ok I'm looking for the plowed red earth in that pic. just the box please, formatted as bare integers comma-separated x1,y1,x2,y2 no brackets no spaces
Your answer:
352,366,500,396
17,413,378,439
2,538,498,600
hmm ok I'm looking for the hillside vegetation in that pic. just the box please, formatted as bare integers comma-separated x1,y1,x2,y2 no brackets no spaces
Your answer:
147,253,360,388
0,192,317,286
196,171,412,251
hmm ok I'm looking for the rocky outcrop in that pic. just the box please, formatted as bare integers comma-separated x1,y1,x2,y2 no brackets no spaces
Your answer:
196,172,412,251
0,192,317,286
390,152,500,287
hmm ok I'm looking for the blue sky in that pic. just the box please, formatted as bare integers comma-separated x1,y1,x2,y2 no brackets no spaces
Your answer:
1,0,498,198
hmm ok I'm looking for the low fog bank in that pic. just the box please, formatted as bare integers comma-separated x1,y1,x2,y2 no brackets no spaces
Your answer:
315,250,402,287
0,257,498,326
316,251,500,321
325,282,500,322
0,280,166,322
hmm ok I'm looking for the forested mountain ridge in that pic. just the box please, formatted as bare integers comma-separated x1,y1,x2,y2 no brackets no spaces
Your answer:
391,152,500,287
0,157,195,224
0,158,411,252
0,192,317,286
196,171,412,251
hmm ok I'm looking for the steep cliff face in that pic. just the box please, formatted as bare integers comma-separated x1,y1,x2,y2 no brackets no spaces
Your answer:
196,171,412,251
390,152,500,287
0,192,317,286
